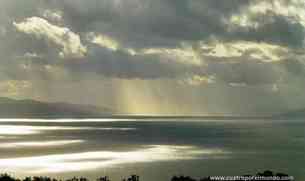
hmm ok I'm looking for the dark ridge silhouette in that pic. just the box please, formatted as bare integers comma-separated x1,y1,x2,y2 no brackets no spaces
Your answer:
274,107,305,119
0,97,113,118
0,171,293,181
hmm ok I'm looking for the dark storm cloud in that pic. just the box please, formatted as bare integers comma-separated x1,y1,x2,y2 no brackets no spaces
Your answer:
207,60,281,85
43,0,304,49
42,0,251,48
275,59,305,78
64,44,205,79
2,0,305,83
0,22,61,81
230,13,305,48
0,0,62,81
2,0,305,115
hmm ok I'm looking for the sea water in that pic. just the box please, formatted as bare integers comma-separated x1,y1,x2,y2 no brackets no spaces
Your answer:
0,119,303,181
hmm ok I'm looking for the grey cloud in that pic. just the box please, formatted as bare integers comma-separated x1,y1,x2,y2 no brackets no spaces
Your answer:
44,0,251,48
207,60,281,85
13,17,87,59
203,54,305,87
231,14,305,48
42,0,304,50
64,44,206,79
275,59,305,78
2,0,305,115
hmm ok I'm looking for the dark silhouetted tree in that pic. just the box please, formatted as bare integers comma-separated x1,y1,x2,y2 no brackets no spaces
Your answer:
97,176,110,181
171,176,196,181
122,175,139,181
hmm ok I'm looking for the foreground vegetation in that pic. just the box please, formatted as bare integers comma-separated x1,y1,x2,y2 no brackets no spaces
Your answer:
0,170,293,181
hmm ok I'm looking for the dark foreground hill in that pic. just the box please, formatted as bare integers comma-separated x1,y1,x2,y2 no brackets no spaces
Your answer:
0,97,113,118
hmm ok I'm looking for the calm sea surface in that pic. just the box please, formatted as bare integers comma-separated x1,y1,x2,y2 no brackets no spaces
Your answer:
0,119,304,181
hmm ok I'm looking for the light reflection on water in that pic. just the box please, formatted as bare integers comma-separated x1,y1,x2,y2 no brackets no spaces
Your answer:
0,119,135,123
0,140,84,148
0,119,303,180
0,120,230,177
0,125,136,135
0,145,228,174
0,121,229,175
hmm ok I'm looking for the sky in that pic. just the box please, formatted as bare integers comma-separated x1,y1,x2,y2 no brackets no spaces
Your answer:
1,0,305,116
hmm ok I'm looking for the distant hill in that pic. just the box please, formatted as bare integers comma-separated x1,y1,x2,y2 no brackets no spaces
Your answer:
0,97,113,118
275,108,305,119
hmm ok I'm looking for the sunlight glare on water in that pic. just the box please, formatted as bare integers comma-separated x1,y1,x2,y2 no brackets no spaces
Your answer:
0,140,84,148
0,125,136,135
0,119,135,123
0,145,228,174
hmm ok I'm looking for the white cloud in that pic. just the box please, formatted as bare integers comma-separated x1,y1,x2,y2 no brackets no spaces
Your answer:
13,17,87,59
200,40,289,62
139,44,203,66
229,0,305,28
179,75,215,86
87,32,204,66
87,32,120,51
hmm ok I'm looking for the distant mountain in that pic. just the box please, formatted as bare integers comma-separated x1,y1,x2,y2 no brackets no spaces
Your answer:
0,97,113,118
275,109,305,119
